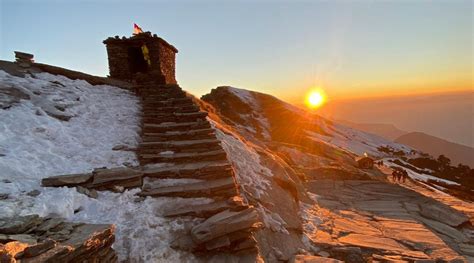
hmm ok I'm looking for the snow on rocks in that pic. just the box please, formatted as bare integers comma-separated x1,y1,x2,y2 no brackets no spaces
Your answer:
256,205,289,234
227,87,272,140
212,121,272,200
383,158,460,186
307,122,410,158
0,70,140,185
0,71,203,262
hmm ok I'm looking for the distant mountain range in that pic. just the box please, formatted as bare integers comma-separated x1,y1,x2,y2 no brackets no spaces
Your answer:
337,120,408,141
339,121,474,167
396,132,474,167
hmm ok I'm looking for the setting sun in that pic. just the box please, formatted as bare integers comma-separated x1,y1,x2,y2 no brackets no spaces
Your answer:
306,90,326,109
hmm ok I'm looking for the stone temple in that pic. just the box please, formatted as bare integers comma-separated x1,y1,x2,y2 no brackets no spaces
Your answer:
103,32,178,84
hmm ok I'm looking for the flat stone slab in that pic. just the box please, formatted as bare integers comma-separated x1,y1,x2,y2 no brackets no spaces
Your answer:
143,160,232,180
42,167,143,191
191,208,259,244
352,200,406,213
139,176,238,198
291,255,344,263
338,233,429,259
305,179,471,261
42,173,92,187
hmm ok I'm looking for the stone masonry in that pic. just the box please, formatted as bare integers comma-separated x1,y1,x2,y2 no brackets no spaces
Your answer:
103,32,177,84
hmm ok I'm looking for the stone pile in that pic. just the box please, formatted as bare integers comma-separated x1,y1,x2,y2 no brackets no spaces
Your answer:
42,81,261,256
0,215,116,262
14,51,34,68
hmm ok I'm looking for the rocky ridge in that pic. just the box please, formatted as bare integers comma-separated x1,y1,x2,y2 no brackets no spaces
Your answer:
0,215,115,262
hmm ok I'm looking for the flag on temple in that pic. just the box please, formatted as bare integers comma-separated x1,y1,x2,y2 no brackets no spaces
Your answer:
133,23,143,35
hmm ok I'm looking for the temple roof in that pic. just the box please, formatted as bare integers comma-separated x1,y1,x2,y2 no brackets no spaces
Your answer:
103,32,178,53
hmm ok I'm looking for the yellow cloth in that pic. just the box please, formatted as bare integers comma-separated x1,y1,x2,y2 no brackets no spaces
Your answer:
141,45,151,66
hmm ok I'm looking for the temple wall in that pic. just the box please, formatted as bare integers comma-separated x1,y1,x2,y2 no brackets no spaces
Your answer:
105,44,130,80
158,44,177,84
103,34,178,84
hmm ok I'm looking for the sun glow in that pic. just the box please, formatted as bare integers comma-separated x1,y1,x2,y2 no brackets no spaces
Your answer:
305,89,326,109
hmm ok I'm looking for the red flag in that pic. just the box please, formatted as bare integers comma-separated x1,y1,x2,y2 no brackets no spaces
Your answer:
133,23,143,35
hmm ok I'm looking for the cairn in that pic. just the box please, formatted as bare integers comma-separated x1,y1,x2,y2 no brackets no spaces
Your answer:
14,51,34,68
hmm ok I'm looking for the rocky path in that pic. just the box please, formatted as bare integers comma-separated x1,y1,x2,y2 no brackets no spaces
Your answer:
377,164,474,223
41,82,261,259
136,83,260,256
305,179,473,262
400,179,474,225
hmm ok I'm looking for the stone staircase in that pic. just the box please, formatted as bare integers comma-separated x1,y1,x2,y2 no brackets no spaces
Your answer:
138,84,227,166
137,83,260,256
42,82,261,258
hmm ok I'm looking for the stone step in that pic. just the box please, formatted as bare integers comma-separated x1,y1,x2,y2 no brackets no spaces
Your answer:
138,145,222,155
139,138,220,149
142,128,216,142
190,208,259,245
140,84,183,90
138,177,237,198
141,105,200,114
137,144,222,155
143,92,186,100
139,149,227,164
138,86,182,94
142,97,193,107
138,139,222,153
142,160,233,180
162,197,246,217
139,91,184,98
89,167,143,190
143,101,196,108
142,121,211,133
142,111,207,118
42,167,143,191
142,112,208,124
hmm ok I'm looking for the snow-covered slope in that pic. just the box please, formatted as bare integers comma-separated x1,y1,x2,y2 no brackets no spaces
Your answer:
0,71,201,262
203,86,410,159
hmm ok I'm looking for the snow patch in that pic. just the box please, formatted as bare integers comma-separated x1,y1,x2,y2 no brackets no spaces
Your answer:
307,122,410,157
257,205,289,234
384,158,460,186
227,87,272,140
211,121,272,199
0,71,202,262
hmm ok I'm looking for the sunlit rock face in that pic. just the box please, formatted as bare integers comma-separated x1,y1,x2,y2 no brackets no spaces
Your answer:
202,86,474,262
